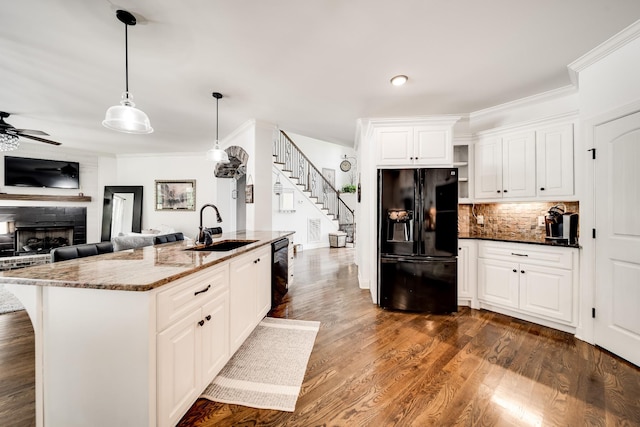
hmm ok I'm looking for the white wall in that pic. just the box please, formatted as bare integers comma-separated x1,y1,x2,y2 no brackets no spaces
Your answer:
287,132,357,191
571,27,640,343
115,153,225,239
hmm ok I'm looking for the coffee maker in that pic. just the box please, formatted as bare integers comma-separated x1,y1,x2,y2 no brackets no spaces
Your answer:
545,205,578,244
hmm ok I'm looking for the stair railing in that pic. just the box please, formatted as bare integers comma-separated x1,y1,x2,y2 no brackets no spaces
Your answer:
273,130,355,242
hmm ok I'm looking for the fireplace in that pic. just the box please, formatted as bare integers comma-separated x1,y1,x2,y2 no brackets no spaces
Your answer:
0,207,86,257
15,225,74,254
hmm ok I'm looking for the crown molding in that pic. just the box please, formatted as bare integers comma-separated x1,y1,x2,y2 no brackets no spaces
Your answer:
469,85,577,121
568,19,640,85
475,111,579,137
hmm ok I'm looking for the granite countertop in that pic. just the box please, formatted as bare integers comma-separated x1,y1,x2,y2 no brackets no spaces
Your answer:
459,233,580,248
0,230,294,292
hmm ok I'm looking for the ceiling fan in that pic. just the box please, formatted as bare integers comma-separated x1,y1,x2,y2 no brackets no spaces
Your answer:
0,111,61,150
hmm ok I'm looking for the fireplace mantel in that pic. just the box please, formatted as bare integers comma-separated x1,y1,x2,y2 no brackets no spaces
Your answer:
0,194,91,202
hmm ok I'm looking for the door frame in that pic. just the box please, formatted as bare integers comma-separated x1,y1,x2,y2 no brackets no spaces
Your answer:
578,98,640,344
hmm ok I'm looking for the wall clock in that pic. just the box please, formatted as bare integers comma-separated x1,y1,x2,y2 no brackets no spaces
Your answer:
340,159,351,172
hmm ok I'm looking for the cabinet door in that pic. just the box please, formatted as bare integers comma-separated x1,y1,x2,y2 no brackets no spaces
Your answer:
478,258,519,309
519,264,573,323
457,244,471,299
201,291,229,383
413,126,452,166
157,310,202,427
230,255,258,354
375,127,413,165
502,131,536,198
536,124,574,197
474,136,503,199
254,247,273,322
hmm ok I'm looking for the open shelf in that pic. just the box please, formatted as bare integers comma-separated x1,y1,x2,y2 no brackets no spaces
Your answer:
0,194,92,202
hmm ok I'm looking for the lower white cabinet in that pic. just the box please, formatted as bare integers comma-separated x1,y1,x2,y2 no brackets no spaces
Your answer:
457,239,478,308
230,246,272,354
157,264,229,427
477,241,578,328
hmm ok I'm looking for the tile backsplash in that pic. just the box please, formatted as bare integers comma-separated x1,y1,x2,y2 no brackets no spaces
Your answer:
459,201,580,241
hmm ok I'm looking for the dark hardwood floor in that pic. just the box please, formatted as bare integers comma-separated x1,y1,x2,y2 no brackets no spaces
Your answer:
1,247,639,426
179,247,640,427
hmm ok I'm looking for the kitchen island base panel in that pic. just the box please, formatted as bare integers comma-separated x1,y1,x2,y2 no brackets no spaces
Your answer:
12,285,157,427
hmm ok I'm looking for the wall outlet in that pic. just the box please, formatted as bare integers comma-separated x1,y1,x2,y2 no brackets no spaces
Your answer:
477,215,484,225
538,215,545,227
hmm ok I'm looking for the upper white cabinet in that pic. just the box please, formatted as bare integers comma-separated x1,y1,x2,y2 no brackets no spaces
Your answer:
373,117,460,167
536,124,574,197
474,119,575,201
474,131,536,199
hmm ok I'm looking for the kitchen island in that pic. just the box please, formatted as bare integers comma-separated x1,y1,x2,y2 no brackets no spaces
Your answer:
1,230,293,427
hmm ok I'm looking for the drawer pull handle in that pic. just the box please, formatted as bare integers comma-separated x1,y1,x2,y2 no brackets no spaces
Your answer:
194,285,211,296
513,269,517,273
521,270,525,274
198,320,205,327
511,253,528,257
205,315,212,321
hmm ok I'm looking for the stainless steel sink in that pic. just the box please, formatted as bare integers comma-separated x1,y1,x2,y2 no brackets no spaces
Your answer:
185,239,258,252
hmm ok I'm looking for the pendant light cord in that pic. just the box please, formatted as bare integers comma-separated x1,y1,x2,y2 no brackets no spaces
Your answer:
216,96,219,141
124,22,129,94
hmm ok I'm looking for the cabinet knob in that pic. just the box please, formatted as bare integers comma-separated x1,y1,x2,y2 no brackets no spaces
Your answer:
254,258,261,264
540,187,545,191
513,269,517,273
205,315,212,321
503,190,508,193
521,270,525,274
497,190,501,193
198,320,205,327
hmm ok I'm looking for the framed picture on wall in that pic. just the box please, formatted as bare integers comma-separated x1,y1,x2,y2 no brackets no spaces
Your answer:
155,180,196,211
245,184,254,204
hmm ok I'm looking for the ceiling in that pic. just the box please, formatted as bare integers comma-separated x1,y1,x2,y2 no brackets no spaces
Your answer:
2,1,640,155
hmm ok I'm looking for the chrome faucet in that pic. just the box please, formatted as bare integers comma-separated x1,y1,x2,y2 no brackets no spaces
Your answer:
198,204,223,245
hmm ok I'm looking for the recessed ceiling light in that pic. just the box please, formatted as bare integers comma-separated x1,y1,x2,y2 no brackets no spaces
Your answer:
390,75,408,86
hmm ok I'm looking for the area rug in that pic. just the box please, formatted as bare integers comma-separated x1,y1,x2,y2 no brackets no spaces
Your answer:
0,284,24,315
201,317,320,412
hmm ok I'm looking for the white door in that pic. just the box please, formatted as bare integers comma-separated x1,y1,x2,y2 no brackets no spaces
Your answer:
201,292,229,383
477,258,519,309
594,110,640,367
413,127,451,165
375,127,413,165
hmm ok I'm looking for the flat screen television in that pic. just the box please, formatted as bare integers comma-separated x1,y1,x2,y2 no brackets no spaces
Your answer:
4,156,80,189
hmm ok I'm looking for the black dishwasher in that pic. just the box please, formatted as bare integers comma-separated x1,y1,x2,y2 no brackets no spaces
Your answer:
271,237,289,308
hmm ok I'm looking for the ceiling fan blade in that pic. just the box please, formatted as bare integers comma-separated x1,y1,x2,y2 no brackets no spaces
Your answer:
13,128,49,136
17,133,62,146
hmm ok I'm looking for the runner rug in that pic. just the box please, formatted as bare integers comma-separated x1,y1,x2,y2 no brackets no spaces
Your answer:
201,317,320,412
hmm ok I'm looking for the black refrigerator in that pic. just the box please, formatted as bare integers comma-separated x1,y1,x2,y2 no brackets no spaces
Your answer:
378,168,458,313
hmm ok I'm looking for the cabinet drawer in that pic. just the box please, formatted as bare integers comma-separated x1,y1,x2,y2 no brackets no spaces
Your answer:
157,264,229,331
478,242,574,269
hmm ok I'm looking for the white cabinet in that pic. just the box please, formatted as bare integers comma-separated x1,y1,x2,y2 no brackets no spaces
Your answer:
374,119,459,167
477,241,578,328
157,263,229,427
474,120,575,201
536,124,574,197
474,131,536,199
457,239,477,308
230,246,271,354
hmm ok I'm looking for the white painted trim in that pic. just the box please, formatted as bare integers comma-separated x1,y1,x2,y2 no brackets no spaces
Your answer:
470,86,578,121
568,19,640,79
360,115,463,128
475,111,579,137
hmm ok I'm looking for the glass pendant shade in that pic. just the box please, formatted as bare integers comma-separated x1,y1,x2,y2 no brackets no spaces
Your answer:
0,133,20,151
103,92,153,134
206,141,230,163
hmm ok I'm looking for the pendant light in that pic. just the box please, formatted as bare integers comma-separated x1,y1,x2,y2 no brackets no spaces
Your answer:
102,10,153,134
206,92,230,163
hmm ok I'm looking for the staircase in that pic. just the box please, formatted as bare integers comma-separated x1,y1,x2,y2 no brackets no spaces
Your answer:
272,130,356,244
